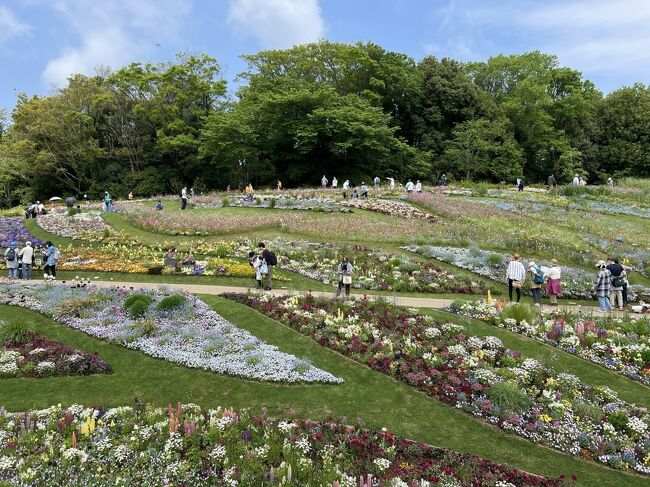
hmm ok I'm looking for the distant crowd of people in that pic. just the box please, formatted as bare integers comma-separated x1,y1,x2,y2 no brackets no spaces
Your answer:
4,240,59,281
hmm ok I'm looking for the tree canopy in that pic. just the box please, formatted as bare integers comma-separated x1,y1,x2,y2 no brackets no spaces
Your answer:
1,41,648,205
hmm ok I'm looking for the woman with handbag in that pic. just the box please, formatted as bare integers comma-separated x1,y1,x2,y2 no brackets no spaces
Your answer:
506,254,525,303
337,257,354,299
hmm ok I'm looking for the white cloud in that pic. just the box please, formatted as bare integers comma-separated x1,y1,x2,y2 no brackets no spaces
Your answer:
228,0,325,49
42,0,191,87
0,5,31,47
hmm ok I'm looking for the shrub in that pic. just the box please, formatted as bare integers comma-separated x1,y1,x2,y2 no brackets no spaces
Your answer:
102,228,111,239
502,303,535,324
475,182,489,197
255,197,263,205
123,294,153,309
573,401,603,422
56,295,106,318
156,294,187,312
448,300,469,312
215,245,230,259
146,265,164,275
486,382,532,417
123,294,153,319
0,321,34,345
398,262,420,273
132,318,157,337
67,207,78,216
268,198,276,209
222,197,230,207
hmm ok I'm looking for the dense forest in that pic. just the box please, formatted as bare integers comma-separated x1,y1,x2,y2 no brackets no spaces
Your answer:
0,41,649,206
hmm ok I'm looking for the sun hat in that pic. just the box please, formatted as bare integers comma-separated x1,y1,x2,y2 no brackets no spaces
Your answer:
10,241,16,248
512,253,521,260
551,259,558,265
528,261,537,269
596,260,607,268
25,241,32,246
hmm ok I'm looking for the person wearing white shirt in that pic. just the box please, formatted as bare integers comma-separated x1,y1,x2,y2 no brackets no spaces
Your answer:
181,187,188,210
342,180,350,190
321,175,328,187
386,177,395,189
19,241,34,280
373,176,380,188
506,253,526,302
572,174,580,186
332,177,338,188
415,180,422,192
405,180,414,192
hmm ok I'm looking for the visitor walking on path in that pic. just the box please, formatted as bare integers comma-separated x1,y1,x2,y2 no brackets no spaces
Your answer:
103,192,112,212
337,256,353,299
332,177,338,188
248,251,264,289
373,176,380,189
546,259,562,306
506,254,525,302
415,180,422,192
572,174,580,186
405,179,414,193
258,242,277,290
528,261,544,305
593,260,612,312
606,258,626,310
517,178,525,191
386,177,395,189
181,187,188,210
4,241,19,279
43,241,58,280
440,174,448,186
20,241,33,280
342,179,350,199
321,175,328,188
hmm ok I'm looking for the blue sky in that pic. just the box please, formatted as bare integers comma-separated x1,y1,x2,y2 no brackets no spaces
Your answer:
1,0,649,110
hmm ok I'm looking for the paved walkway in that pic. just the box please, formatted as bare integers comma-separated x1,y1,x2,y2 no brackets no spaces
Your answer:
36,278,636,317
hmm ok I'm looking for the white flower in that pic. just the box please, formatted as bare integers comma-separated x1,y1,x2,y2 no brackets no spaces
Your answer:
373,457,391,471
628,417,648,434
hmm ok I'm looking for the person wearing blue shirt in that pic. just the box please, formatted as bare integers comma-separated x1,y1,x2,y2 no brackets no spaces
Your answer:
44,241,59,280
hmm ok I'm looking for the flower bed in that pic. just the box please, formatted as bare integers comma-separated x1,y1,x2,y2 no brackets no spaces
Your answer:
236,238,489,294
225,293,650,474
0,217,45,248
451,301,650,386
403,245,648,302
36,211,112,239
0,402,572,486
341,198,437,222
0,327,111,379
0,283,340,384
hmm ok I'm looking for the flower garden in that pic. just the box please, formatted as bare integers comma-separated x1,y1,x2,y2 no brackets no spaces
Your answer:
3,181,650,485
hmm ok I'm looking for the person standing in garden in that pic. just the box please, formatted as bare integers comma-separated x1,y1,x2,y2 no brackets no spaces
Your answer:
386,177,395,189
606,258,626,310
546,259,562,306
181,186,188,210
547,174,557,188
332,177,338,188
258,242,277,290
592,260,612,312
337,256,353,299
103,191,112,212
440,174,449,186
20,241,34,280
373,176,380,189
528,261,543,305
405,179,414,193
4,241,19,279
43,241,59,280
415,180,422,192
342,179,350,199
506,254,526,302
248,251,264,289
360,182,369,198
517,178,525,191
321,175,328,188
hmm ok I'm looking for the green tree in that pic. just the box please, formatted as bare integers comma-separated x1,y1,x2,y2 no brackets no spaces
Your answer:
439,118,523,181
596,83,650,178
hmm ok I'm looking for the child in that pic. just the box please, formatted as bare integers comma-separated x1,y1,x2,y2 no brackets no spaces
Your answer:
248,251,264,289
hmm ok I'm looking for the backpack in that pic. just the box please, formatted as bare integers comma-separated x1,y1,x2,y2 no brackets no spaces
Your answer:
612,275,625,287
533,266,544,284
265,251,277,266
259,259,269,275
6,248,16,261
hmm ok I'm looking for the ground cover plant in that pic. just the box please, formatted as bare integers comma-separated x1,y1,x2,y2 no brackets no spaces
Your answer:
451,301,650,386
0,402,573,487
35,211,113,239
226,293,650,475
0,283,340,384
0,321,111,378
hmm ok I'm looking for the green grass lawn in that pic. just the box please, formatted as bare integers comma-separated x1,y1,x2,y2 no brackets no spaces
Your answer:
0,299,646,486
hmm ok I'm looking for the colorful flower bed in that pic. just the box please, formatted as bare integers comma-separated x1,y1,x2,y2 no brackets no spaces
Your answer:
236,238,489,294
225,293,650,474
403,245,649,302
0,283,340,384
341,198,437,223
0,217,45,248
36,211,112,239
0,325,111,379
451,301,650,386
0,402,572,486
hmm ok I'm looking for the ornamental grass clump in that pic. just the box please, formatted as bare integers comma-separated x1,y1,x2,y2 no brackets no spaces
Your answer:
156,294,187,313
486,382,533,418
502,303,536,324
123,293,153,319
0,321,34,345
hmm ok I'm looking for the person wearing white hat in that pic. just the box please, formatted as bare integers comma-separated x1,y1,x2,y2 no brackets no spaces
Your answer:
528,261,544,305
592,260,612,312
